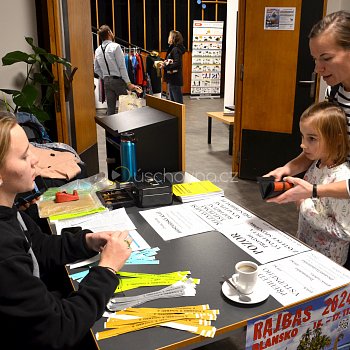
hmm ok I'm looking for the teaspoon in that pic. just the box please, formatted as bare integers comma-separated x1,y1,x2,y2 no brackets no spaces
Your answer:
222,275,251,302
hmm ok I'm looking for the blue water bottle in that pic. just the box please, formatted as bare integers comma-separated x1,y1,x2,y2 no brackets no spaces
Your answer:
120,132,137,181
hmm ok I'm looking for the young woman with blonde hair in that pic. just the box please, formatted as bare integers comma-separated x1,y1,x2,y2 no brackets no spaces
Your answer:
0,112,132,349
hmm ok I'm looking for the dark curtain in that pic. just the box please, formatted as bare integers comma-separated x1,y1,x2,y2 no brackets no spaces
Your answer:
175,1,188,50
98,0,113,31
161,0,174,51
145,0,159,50
114,0,129,44
92,0,227,53
130,0,145,48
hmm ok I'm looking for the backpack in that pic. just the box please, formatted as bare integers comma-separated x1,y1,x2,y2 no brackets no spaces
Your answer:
16,112,52,143
20,121,46,143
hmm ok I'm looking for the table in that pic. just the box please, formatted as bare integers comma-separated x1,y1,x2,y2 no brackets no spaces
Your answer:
63,173,350,349
206,112,234,155
90,206,281,350
64,199,350,350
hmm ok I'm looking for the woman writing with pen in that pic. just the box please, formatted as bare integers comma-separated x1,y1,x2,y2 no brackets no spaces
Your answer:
0,112,132,349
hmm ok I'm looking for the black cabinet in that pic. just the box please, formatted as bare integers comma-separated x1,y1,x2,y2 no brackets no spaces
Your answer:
96,103,184,180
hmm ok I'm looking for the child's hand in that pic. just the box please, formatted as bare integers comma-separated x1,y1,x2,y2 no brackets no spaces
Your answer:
266,177,312,204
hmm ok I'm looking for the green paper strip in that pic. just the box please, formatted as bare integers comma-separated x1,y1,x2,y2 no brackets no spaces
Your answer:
49,206,106,221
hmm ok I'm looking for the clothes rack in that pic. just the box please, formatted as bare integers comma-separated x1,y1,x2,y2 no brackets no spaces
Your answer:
114,36,154,56
92,27,161,58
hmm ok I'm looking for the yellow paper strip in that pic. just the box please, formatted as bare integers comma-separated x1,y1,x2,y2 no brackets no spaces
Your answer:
96,306,219,341
115,275,199,293
117,305,209,315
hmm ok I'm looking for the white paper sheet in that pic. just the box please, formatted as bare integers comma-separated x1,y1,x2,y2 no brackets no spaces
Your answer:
258,250,350,305
140,204,213,240
188,197,255,228
53,207,137,235
219,217,310,264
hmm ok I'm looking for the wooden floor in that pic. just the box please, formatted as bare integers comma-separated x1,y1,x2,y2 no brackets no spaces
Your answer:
95,95,299,350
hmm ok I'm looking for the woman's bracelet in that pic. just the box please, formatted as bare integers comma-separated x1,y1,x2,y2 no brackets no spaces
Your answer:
103,266,117,274
312,184,318,199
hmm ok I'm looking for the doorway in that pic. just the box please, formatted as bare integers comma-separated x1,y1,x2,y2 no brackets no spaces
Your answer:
233,0,325,180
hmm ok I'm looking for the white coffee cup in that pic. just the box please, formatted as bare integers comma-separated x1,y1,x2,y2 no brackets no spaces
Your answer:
232,261,258,295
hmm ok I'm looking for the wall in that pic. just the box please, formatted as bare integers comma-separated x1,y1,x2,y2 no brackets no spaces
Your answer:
0,0,37,108
224,0,238,108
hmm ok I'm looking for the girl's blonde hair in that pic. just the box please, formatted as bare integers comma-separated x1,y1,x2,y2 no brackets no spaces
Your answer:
0,112,17,168
300,101,349,166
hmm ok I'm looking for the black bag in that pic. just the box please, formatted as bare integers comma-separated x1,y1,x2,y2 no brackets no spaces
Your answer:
257,176,293,200
20,121,46,143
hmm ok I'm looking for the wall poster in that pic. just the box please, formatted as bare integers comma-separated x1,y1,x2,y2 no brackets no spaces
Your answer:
191,20,224,98
264,7,296,31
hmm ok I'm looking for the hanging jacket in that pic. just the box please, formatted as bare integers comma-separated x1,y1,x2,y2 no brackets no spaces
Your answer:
135,53,146,86
146,54,162,93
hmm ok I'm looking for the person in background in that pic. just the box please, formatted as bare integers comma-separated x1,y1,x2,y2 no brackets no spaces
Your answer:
266,11,350,203
0,112,132,349
161,30,185,104
296,102,350,266
94,25,140,115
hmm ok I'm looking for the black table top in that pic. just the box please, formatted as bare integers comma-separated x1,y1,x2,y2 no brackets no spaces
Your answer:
95,106,176,137
92,206,281,350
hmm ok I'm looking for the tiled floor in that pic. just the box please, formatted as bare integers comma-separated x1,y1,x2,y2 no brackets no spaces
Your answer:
95,95,299,349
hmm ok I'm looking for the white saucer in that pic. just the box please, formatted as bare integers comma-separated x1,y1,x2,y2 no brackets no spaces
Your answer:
222,278,269,305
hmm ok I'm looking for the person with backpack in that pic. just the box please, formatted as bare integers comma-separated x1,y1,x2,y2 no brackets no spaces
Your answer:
94,25,140,115
266,11,350,203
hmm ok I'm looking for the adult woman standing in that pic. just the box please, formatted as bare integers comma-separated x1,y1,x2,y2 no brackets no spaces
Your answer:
0,112,132,349
162,30,186,104
266,11,350,203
